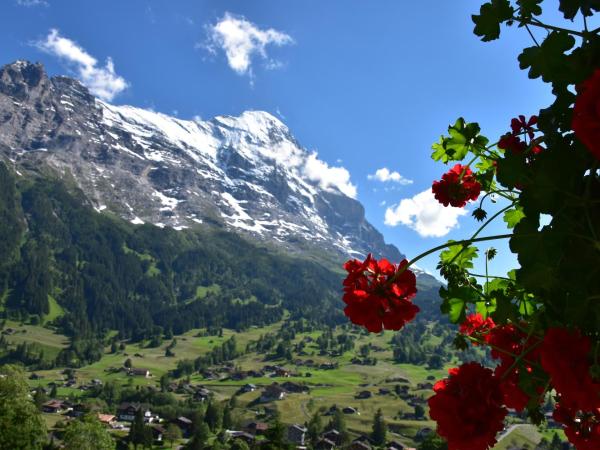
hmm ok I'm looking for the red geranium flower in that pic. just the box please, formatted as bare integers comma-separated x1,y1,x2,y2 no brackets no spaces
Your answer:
553,403,600,450
540,328,600,411
510,115,538,139
498,134,527,154
342,254,419,333
572,69,600,160
428,362,507,450
487,325,542,412
459,313,495,342
432,164,481,208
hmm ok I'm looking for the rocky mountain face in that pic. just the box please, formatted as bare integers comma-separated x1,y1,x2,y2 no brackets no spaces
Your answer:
0,60,404,262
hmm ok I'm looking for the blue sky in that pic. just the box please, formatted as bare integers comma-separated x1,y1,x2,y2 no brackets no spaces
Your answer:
1,0,569,276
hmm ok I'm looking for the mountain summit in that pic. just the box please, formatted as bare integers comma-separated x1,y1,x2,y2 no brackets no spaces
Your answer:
0,60,403,262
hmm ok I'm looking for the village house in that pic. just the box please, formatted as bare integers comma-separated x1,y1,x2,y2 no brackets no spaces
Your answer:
97,414,117,427
260,383,286,402
322,429,342,446
68,403,87,417
281,381,309,393
415,427,433,441
42,400,68,414
151,424,165,442
287,424,307,446
348,441,372,450
193,387,211,402
116,402,156,422
319,362,338,370
355,390,372,399
227,430,256,444
245,422,269,436
239,383,257,394
316,438,336,450
342,406,358,415
175,416,193,437
128,368,151,378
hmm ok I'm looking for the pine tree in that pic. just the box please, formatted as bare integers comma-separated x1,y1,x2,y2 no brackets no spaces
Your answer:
204,401,222,432
128,409,147,450
371,408,387,446
0,365,47,450
307,412,323,446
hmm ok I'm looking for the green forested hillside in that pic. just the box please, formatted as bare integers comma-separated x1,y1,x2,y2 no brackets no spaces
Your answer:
0,163,441,346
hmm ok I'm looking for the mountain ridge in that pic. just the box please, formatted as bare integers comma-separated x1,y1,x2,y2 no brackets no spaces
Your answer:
0,60,405,264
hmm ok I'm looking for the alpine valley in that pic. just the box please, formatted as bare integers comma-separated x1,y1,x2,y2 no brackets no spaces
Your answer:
0,60,443,337
0,60,558,450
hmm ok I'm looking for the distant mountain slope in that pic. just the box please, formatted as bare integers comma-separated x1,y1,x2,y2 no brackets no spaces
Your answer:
0,60,443,340
0,162,442,340
0,60,402,262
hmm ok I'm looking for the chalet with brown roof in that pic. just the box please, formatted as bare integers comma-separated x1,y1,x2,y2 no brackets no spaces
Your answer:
260,383,286,402
246,422,269,435
128,368,151,378
42,400,67,414
97,414,117,426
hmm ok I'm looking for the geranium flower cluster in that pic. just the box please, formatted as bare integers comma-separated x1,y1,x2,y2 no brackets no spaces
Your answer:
426,315,600,450
572,69,600,160
432,164,482,207
498,115,543,156
460,314,541,411
342,254,419,333
428,362,507,450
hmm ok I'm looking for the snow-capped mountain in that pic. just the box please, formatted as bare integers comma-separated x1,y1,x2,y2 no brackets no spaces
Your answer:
0,60,404,262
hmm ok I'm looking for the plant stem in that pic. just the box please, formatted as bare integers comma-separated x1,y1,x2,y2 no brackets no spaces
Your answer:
448,203,515,265
518,17,586,37
406,234,513,271
467,272,512,281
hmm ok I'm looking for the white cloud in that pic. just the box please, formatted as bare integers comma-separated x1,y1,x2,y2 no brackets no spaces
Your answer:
17,0,48,6
368,167,413,185
384,189,467,237
303,152,357,198
204,12,293,77
35,29,129,101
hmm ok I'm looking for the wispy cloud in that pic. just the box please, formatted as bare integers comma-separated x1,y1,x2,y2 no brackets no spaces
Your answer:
203,12,293,78
384,189,467,237
368,167,413,185
303,152,357,199
35,29,129,101
16,0,48,6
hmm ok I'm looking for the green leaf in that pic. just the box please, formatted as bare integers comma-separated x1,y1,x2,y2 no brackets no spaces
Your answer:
440,285,479,323
558,0,600,19
517,0,543,18
503,207,526,229
518,294,537,316
518,32,576,85
472,0,515,41
476,299,497,316
431,118,489,163
440,242,479,271
447,297,467,323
